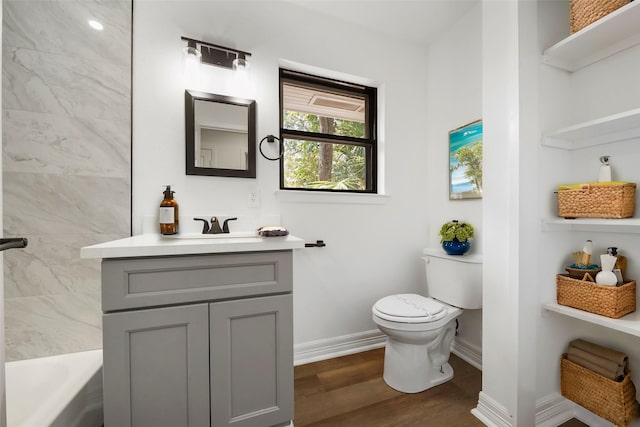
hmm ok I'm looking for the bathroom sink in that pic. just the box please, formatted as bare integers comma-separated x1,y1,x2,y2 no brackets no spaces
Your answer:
162,231,259,240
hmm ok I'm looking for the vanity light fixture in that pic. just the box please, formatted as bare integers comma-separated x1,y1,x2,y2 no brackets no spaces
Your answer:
181,36,251,71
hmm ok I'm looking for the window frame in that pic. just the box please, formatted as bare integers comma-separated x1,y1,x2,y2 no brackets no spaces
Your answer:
279,69,378,193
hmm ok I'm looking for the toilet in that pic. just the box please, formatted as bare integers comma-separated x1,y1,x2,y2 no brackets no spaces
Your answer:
372,248,482,393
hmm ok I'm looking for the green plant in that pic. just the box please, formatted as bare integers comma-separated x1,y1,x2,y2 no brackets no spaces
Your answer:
439,220,475,243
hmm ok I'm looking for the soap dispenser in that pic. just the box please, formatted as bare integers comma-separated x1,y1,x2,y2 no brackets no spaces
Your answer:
159,185,179,235
608,247,627,277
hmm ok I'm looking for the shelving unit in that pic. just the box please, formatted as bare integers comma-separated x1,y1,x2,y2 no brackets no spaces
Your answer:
539,4,640,424
541,3,640,341
542,1,640,72
542,108,640,150
544,303,640,339
542,218,640,233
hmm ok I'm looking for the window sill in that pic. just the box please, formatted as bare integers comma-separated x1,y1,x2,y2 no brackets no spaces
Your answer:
274,190,390,205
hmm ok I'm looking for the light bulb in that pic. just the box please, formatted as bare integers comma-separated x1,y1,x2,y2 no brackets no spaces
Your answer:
232,55,249,72
182,41,201,89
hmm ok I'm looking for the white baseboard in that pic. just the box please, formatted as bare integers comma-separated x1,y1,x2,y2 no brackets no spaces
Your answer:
572,403,619,427
473,391,622,427
295,330,485,370
472,391,513,427
535,393,620,427
294,330,386,366
534,393,574,427
451,337,482,370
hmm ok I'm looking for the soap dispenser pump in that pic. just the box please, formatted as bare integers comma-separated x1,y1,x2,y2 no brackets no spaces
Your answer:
159,185,179,235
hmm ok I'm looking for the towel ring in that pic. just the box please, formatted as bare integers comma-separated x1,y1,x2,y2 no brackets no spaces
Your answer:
259,134,284,161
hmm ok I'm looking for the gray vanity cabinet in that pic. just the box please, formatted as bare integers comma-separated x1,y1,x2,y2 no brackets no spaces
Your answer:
102,304,211,427
101,251,294,427
210,294,293,427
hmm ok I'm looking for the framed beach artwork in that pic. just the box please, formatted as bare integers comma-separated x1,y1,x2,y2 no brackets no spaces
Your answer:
449,119,483,200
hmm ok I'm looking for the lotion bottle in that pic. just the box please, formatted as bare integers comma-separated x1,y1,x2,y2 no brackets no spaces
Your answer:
159,185,179,235
596,254,618,286
599,156,612,182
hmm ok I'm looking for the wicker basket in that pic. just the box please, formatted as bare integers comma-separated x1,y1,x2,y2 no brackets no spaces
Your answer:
557,182,636,219
556,274,636,318
561,355,640,427
570,0,631,33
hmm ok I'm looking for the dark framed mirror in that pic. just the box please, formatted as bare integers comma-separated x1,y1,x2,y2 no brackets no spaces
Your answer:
185,90,256,178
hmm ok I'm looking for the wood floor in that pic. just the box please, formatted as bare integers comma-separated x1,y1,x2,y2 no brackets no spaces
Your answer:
293,347,588,427
294,347,482,426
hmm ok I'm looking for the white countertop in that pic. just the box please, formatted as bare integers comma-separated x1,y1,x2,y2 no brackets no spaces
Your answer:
80,233,305,259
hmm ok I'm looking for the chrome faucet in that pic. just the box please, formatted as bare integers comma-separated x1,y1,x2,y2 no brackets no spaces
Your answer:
193,217,237,234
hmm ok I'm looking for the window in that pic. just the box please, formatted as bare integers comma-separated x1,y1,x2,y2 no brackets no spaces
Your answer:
279,69,377,192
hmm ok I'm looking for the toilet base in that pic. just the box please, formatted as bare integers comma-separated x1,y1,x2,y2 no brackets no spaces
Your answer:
382,339,454,393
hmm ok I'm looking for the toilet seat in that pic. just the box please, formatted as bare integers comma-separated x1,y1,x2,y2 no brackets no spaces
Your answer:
373,294,447,323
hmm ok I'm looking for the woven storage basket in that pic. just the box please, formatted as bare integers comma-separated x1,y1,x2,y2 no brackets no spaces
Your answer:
556,274,636,318
570,0,631,33
561,355,640,427
557,182,636,219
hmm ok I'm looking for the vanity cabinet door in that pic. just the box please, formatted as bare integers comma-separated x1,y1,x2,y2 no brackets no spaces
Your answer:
103,304,210,427
210,294,294,427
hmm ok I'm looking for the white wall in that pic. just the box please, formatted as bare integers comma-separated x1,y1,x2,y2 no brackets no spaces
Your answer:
133,1,483,353
478,1,524,422
425,4,483,353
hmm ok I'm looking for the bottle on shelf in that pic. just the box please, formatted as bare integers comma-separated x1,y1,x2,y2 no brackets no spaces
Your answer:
607,247,627,277
159,185,179,235
580,240,593,266
599,156,612,182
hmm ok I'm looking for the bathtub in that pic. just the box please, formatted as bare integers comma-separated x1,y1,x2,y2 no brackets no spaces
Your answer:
5,349,103,427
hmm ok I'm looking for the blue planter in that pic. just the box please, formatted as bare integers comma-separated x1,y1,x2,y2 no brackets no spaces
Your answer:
442,239,470,255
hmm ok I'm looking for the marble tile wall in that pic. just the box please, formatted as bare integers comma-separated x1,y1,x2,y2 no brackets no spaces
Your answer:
2,0,132,361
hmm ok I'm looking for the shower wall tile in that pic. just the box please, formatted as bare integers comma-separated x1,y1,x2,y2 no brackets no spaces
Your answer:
3,1,131,66
4,173,130,236
2,45,130,123
3,0,131,361
4,292,102,361
4,233,124,299
2,109,130,177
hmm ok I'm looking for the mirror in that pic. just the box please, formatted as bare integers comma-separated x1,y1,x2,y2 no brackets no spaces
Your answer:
185,90,256,178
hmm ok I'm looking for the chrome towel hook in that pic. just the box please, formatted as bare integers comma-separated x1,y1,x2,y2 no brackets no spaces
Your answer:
259,134,284,161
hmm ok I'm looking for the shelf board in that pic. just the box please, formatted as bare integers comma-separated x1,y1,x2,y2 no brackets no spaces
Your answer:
544,303,640,338
542,217,640,233
542,1,640,72
542,108,640,150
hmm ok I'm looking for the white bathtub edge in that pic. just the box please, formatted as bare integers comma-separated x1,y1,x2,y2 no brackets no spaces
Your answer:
6,349,103,427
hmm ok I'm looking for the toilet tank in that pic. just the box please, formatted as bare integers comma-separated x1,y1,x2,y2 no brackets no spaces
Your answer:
423,248,482,309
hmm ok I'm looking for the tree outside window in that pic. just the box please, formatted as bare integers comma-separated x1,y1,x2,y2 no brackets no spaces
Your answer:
279,69,377,193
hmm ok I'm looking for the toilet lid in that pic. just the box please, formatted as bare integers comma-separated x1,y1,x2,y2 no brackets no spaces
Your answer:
374,294,447,323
